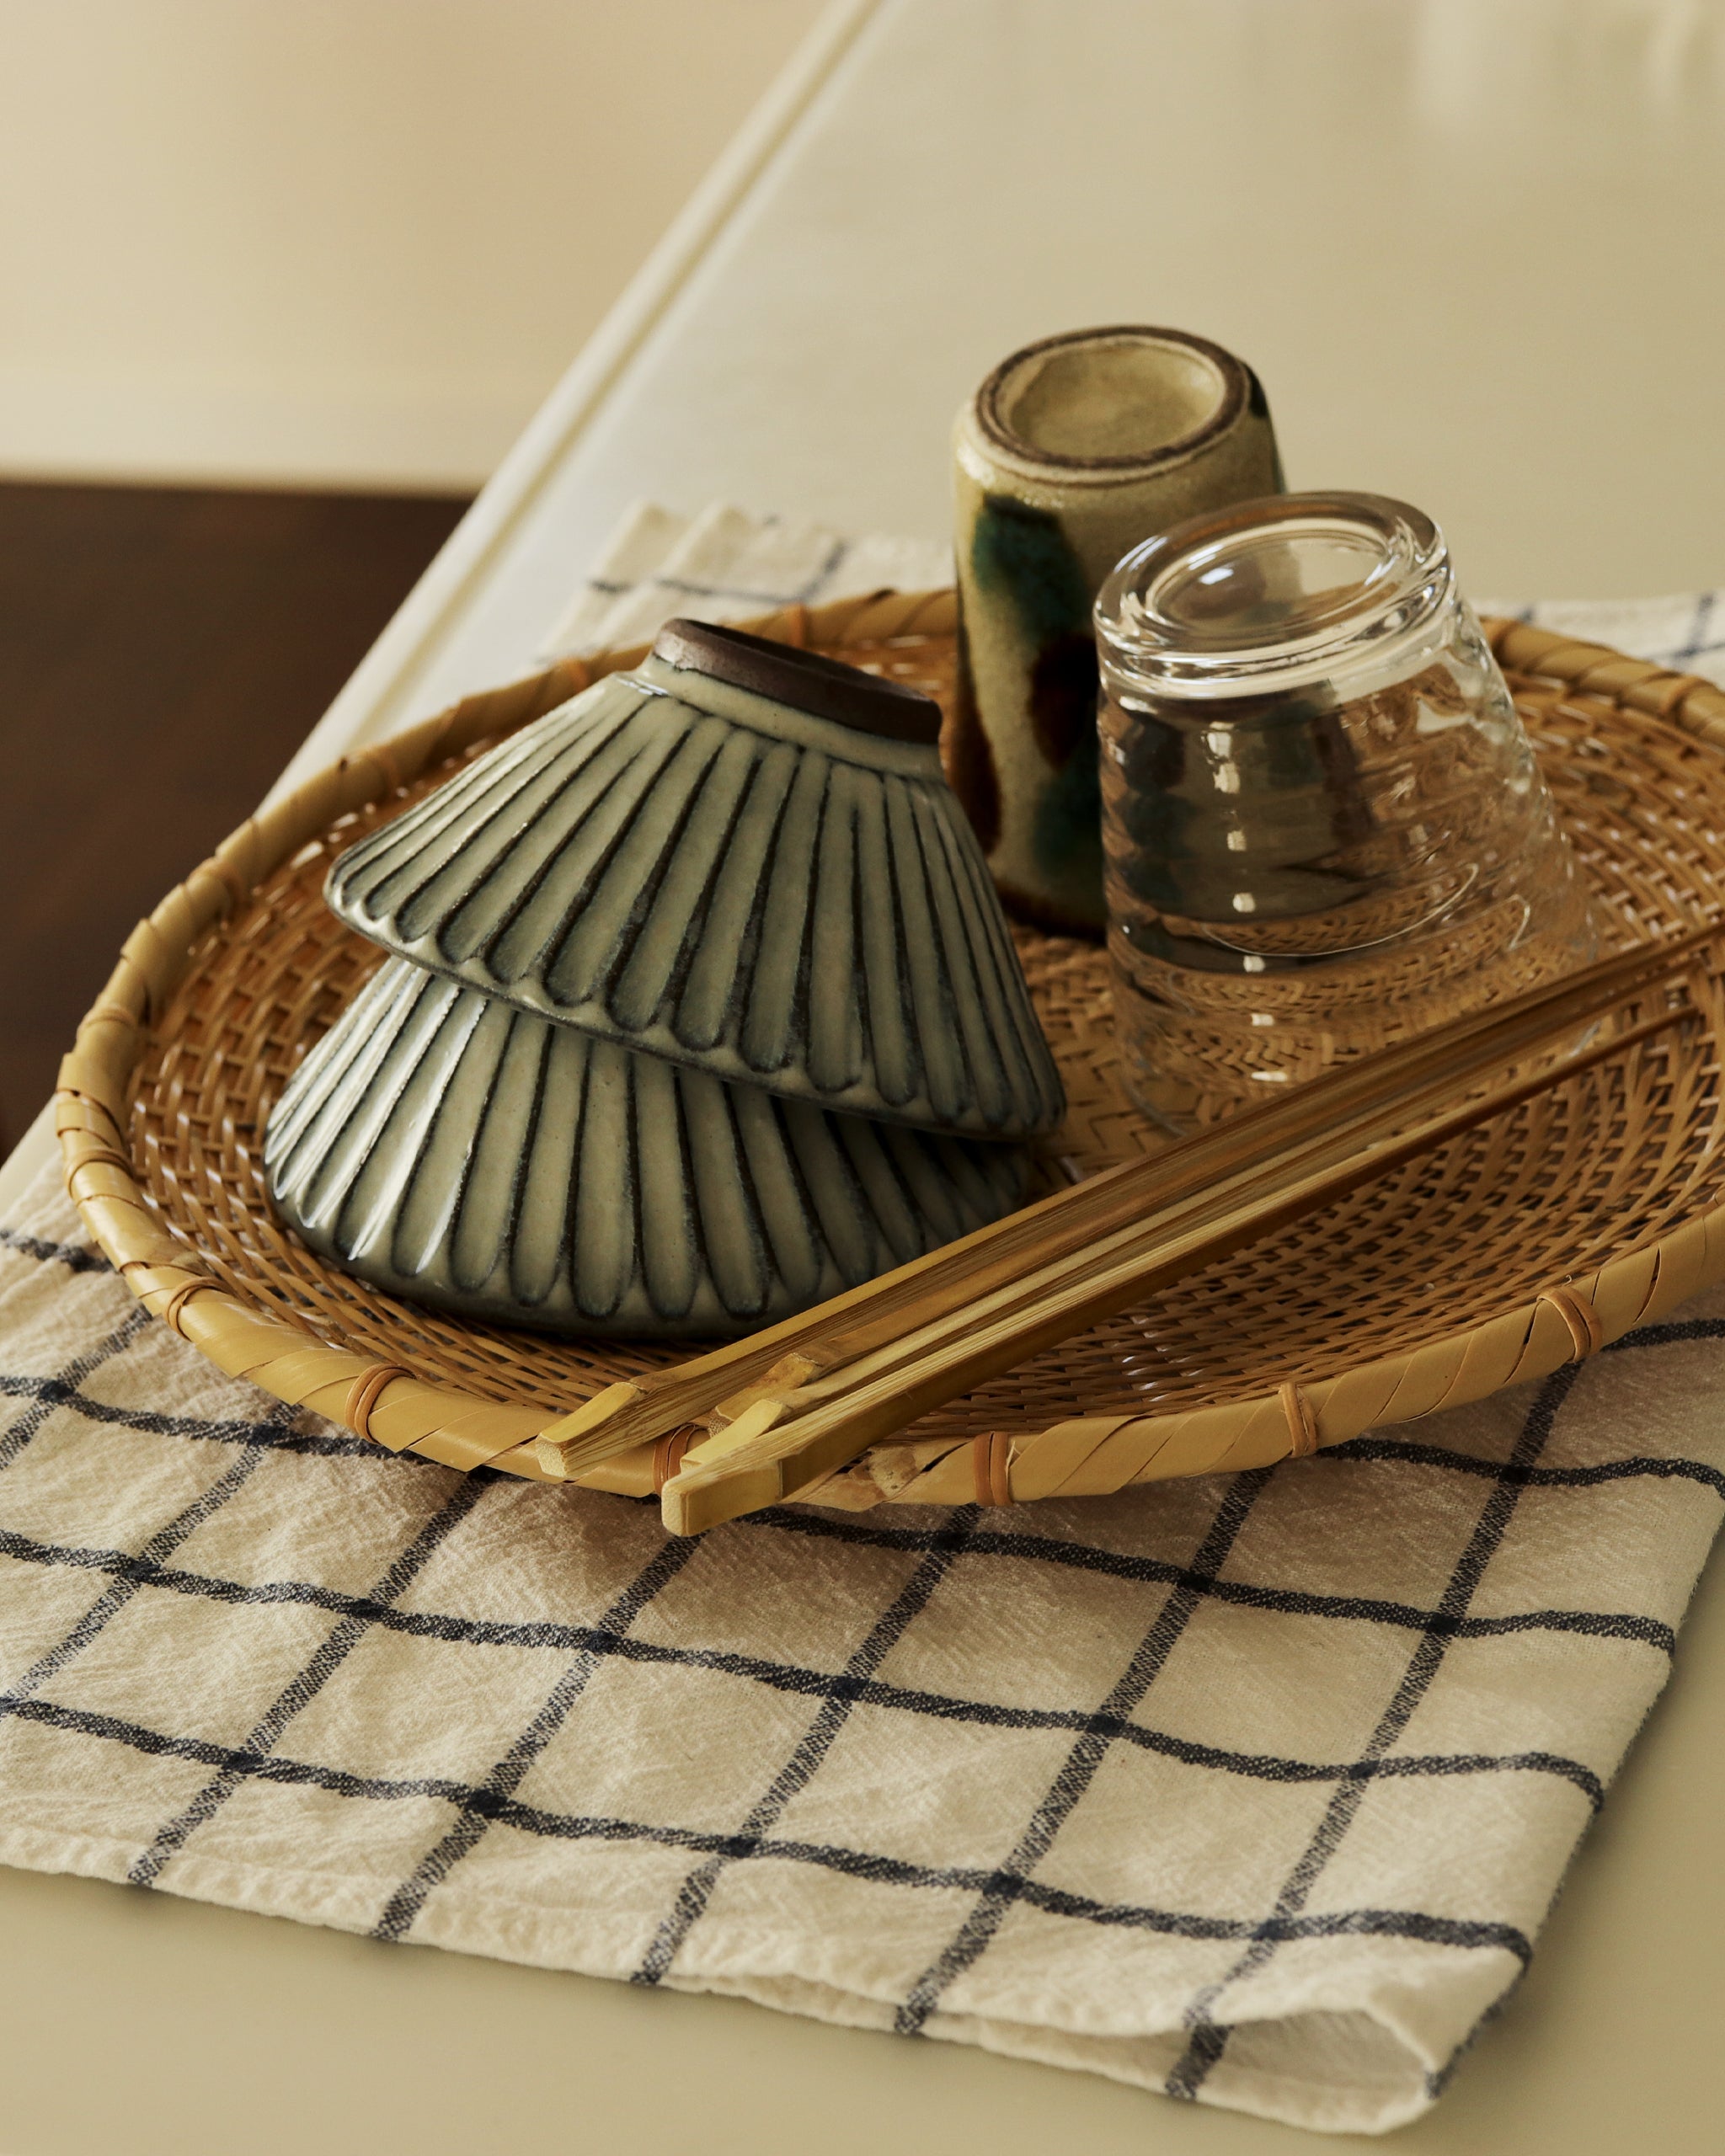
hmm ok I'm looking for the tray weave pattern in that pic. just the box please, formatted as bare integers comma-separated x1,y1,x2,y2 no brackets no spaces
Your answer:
56,592,1725,1510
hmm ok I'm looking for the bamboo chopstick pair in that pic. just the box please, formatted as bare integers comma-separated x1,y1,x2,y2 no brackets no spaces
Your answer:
529,923,1718,1533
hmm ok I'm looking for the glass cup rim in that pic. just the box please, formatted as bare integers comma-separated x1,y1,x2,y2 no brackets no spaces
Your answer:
1095,489,1454,701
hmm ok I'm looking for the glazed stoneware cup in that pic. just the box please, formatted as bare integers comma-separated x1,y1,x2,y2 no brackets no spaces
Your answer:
950,325,1283,936
264,957,1030,1340
326,621,1065,1141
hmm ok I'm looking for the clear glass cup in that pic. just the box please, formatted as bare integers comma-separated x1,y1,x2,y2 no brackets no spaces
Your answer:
1094,490,1598,1129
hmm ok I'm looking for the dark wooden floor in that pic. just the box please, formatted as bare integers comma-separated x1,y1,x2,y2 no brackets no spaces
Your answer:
0,483,472,1147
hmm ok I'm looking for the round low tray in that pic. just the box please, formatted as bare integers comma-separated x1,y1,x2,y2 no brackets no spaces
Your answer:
56,592,1725,1513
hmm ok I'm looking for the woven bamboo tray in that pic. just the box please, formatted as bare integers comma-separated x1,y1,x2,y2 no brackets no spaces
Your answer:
56,592,1725,1515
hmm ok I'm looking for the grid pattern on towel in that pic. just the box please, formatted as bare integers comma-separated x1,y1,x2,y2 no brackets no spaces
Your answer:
1492,590,1725,678
535,502,952,661
3,1170,1725,2135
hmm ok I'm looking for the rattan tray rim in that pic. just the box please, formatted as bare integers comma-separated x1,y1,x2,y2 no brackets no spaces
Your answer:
53,590,1725,1516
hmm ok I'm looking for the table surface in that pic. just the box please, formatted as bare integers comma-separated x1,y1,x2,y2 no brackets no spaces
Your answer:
5,3,1725,2148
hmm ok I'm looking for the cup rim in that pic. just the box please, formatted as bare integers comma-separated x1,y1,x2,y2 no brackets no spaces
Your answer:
972,324,1252,476
1095,489,1455,701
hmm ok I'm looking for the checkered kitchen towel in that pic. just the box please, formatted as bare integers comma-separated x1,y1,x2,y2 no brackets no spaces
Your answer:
1481,588,1724,678
1,518,1722,2137
535,500,952,661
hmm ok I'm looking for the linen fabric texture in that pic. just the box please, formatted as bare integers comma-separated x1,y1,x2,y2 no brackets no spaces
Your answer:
536,499,951,662
4,1164,1724,2137
0,531,1721,2137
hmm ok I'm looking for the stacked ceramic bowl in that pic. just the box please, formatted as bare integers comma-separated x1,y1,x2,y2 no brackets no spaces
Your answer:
264,621,1066,1339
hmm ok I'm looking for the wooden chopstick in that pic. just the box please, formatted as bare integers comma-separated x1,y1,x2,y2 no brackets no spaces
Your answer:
659,956,1713,1532
539,921,1716,1482
540,923,1715,1476
662,998,1696,1532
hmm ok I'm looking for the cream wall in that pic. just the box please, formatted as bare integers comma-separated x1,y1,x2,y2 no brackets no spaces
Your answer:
0,0,825,490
